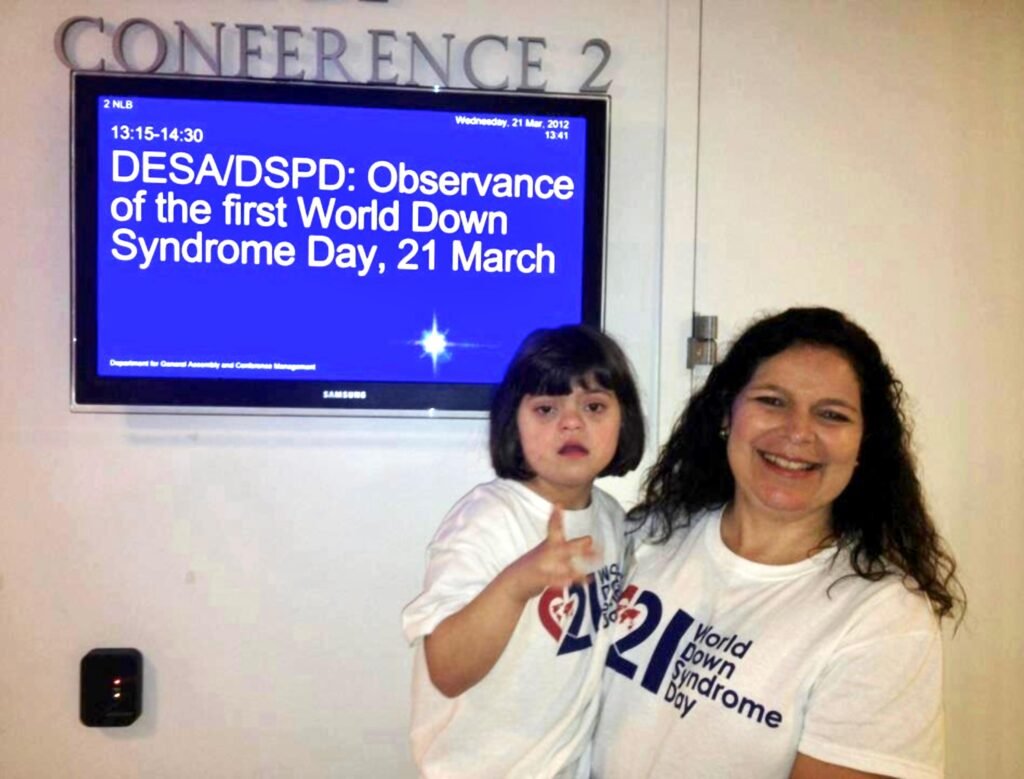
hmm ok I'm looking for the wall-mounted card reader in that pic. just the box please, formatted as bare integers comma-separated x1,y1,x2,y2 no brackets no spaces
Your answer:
80,648,142,727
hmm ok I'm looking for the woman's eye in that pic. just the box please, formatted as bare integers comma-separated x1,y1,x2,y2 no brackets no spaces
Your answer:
754,395,783,407
819,409,852,423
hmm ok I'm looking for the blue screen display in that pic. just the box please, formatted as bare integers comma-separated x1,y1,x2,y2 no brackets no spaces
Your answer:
73,75,607,412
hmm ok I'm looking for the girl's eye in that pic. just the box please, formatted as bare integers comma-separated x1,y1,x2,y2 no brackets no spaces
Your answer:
584,401,606,413
533,404,555,416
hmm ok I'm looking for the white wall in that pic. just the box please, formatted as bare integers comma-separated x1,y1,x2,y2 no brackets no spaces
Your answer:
0,2,668,777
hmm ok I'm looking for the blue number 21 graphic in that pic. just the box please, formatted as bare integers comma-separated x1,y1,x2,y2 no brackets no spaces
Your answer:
606,586,694,694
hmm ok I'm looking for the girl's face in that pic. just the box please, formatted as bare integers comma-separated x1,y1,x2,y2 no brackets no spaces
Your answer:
516,379,622,510
726,345,863,531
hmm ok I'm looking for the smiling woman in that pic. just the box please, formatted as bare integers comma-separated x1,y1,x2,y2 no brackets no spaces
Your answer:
591,307,964,779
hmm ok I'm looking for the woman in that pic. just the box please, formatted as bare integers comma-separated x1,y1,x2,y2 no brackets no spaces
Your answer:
591,307,963,778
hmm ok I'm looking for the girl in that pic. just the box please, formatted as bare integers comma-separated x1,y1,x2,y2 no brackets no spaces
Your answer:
402,324,645,778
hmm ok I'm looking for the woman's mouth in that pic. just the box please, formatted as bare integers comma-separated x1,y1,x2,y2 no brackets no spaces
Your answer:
759,450,820,472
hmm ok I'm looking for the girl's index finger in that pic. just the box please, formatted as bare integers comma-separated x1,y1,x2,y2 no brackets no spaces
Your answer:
546,505,566,544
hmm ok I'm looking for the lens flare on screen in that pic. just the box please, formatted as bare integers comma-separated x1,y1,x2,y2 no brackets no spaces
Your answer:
417,316,451,373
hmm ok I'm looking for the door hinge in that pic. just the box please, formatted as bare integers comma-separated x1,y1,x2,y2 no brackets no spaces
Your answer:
686,314,718,368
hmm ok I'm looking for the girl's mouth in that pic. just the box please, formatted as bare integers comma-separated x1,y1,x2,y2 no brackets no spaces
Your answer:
759,450,820,472
559,443,590,457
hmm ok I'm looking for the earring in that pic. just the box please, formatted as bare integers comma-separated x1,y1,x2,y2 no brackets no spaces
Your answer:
719,426,729,440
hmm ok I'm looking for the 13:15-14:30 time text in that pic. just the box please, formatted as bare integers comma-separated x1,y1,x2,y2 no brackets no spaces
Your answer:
110,124,205,143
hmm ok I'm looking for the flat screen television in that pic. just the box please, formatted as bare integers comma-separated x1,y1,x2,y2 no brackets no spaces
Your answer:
70,72,609,416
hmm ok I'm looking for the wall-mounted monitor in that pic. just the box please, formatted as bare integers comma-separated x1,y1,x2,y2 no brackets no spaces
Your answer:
71,72,609,416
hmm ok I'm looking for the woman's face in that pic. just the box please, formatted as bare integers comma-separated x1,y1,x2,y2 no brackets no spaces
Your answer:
725,345,863,530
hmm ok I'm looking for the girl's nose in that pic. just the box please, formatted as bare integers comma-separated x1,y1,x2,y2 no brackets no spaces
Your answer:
560,407,583,430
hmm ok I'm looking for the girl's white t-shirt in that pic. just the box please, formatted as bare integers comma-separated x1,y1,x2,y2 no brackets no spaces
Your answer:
403,479,628,779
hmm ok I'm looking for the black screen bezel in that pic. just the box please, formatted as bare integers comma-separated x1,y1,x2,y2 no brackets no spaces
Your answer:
71,72,609,416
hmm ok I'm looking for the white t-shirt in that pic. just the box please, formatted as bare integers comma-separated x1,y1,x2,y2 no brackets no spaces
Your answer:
402,479,628,779
592,507,944,779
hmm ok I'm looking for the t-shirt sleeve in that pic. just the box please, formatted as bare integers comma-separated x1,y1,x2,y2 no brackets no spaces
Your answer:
401,490,525,645
798,592,944,779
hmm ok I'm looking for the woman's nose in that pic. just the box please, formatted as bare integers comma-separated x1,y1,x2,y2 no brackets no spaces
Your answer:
785,410,814,441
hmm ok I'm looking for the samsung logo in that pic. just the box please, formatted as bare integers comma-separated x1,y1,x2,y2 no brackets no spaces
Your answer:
323,390,368,400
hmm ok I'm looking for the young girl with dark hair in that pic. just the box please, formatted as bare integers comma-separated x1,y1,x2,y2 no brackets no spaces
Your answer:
402,324,645,778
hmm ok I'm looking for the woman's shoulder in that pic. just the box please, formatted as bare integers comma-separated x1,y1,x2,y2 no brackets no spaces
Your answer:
624,507,719,576
630,505,717,544
824,555,941,645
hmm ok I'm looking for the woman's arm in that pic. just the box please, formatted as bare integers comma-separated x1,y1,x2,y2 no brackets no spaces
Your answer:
790,753,891,779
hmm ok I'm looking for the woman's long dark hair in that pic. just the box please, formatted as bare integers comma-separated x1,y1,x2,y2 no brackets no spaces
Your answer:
633,307,964,621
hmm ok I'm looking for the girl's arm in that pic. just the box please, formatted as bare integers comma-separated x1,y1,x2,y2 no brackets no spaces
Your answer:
423,506,594,698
